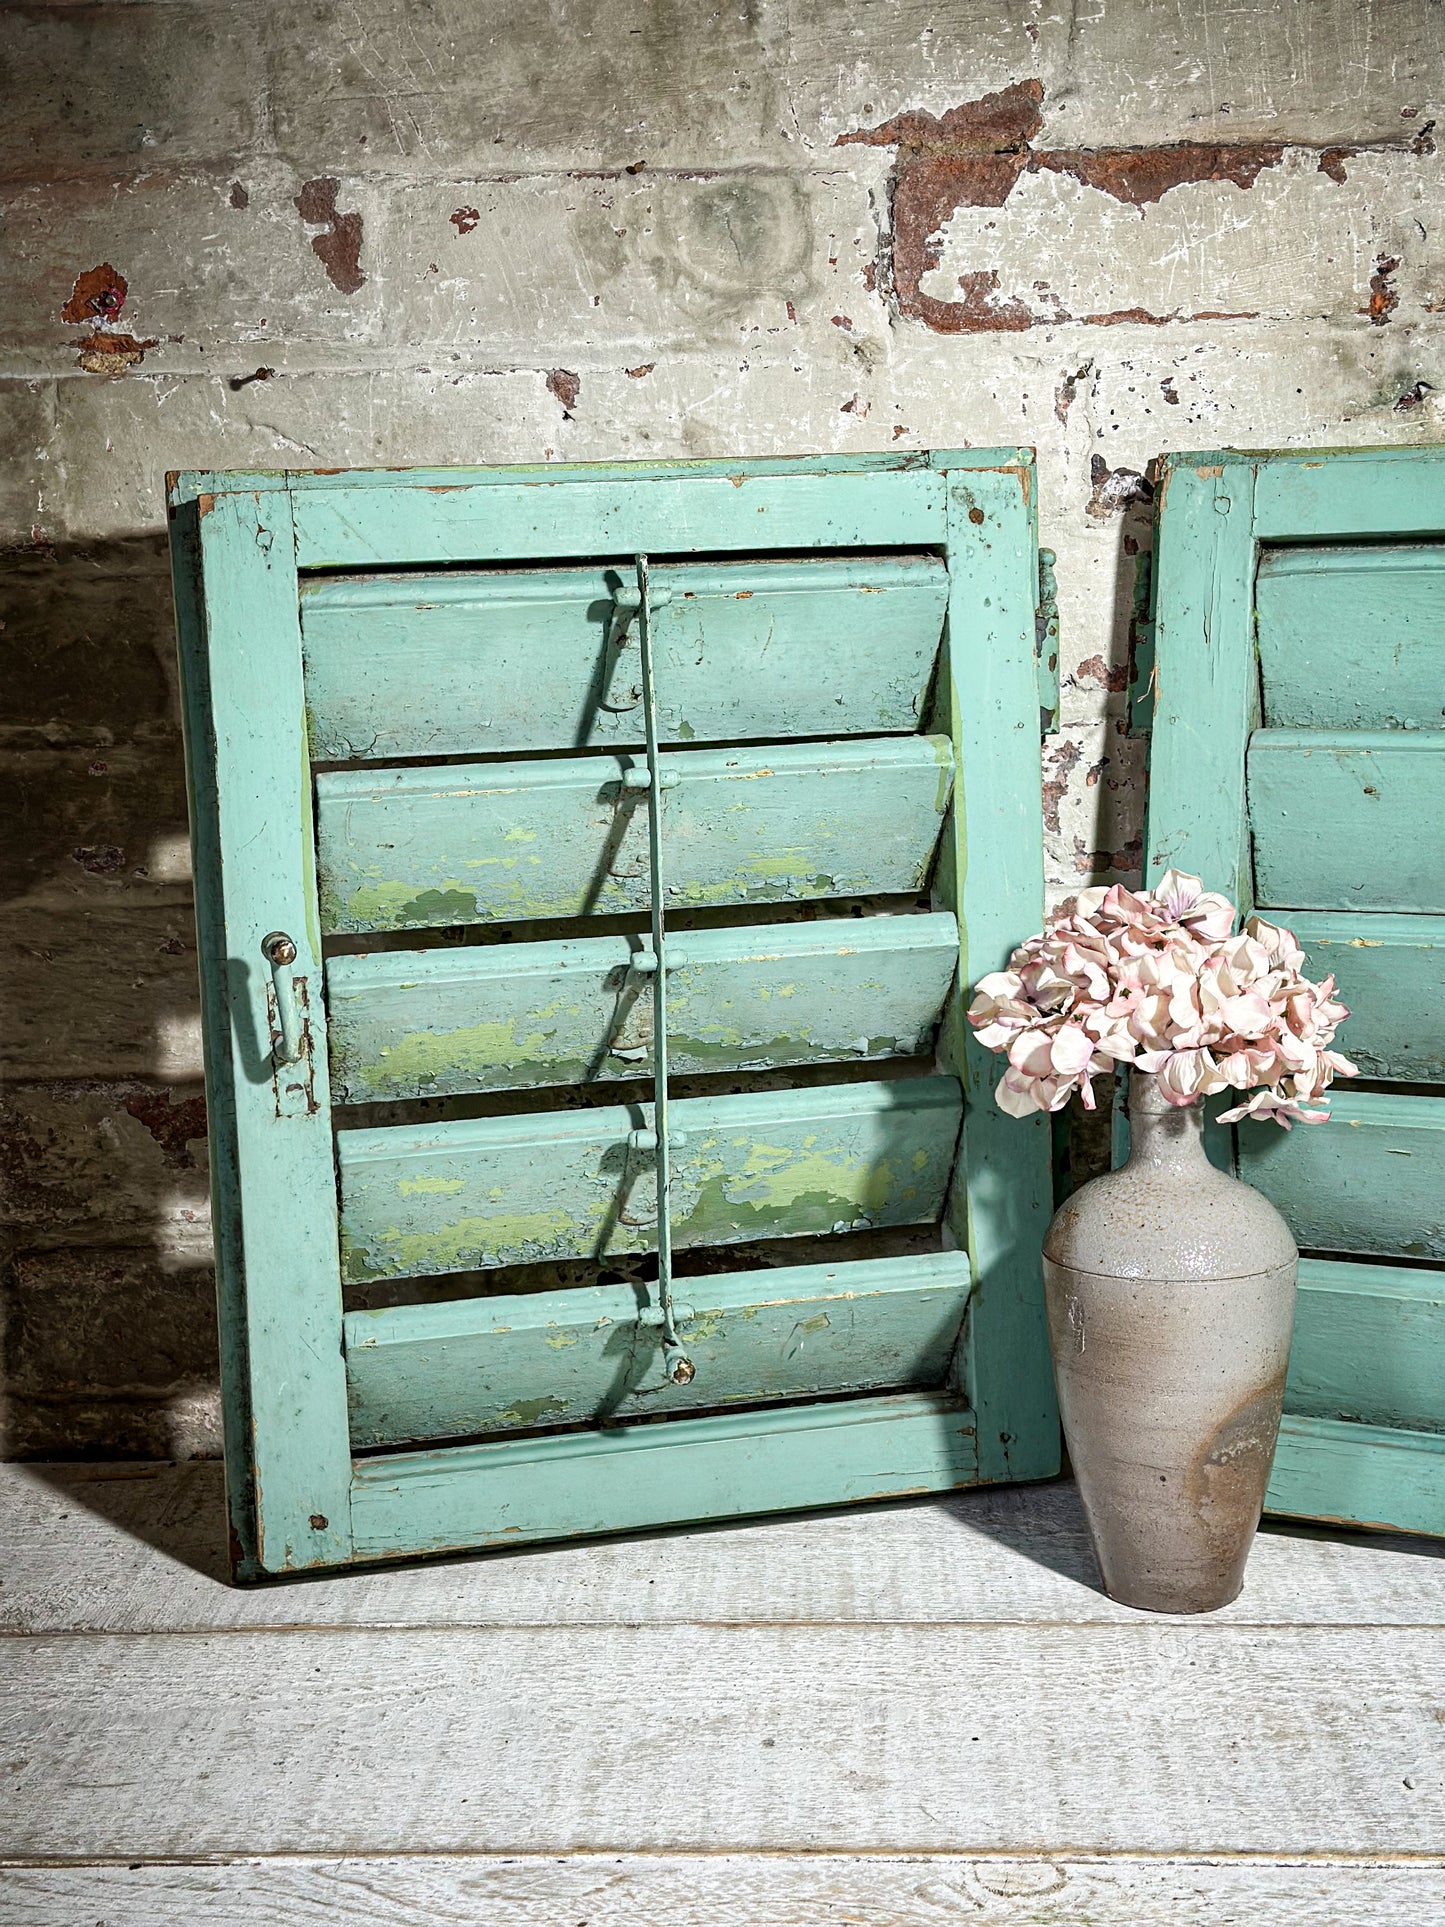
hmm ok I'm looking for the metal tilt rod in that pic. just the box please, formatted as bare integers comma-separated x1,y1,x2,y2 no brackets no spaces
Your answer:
634,554,694,1386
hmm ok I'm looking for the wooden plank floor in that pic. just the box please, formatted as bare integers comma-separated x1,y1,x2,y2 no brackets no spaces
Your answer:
1,1465,1442,1924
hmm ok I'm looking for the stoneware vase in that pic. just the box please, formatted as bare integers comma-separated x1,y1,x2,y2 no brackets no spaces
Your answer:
1042,1071,1298,1614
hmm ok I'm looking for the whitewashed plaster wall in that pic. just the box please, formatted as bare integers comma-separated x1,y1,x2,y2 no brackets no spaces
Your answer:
2,0,1442,1454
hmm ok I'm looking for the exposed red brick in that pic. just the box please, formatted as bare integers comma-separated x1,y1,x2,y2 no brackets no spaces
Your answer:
1084,307,1171,326
625,363,655,378
834,80,1386,334
1035,142,1285,206
1363,254,1401,325
74,331,157,374
450,205,480,235
547,368,581,412
124,1091,209,1167
914,267,1031,335
836,81,1044,154
61,263,127,325
1074,653,1130,693
1042,738,1082,834
294,178,365,294
1072,836,1143,879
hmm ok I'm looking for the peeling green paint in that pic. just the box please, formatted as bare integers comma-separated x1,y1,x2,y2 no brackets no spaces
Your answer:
398,1173,467,1197
493,1395,569,1427
343,881,481,929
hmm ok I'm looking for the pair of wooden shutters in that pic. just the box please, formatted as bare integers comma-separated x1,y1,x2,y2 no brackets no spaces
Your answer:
1146,448,1445,1539
170,453,1058,1578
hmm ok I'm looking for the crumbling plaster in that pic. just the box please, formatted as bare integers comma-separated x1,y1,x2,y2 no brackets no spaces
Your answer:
2,0,1442,1455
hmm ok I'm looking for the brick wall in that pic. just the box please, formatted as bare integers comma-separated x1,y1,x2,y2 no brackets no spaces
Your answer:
2,0,1442,1455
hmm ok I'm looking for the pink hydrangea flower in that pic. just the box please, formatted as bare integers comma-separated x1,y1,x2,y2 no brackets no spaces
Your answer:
967,870,1357,1126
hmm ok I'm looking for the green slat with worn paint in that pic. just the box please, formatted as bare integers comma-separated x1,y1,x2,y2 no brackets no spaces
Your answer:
1286,1258,1445,1433
171,450,1056,1576
1265,1415,1445,1535
300,554,948,759
1247,729,1445,913
345,1251,972,1448
326,911,958,1103
288,464,950,570
338,1075,962,1284
1146,447,1445,1537
1256,545,1445,731
348,1390,980,1559
1289,913,1445,1083
1237,1091,1445,1261
316,736,953,934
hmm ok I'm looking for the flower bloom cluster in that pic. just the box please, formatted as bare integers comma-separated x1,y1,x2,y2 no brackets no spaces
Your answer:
967,870,1356,1126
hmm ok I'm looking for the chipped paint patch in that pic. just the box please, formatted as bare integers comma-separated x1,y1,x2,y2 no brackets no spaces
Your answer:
62,263,127,325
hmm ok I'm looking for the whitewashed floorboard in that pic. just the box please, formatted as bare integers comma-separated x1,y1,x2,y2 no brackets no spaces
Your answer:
2,1623,1441,1857
1,1854,1442,1927
3,1463,1442,1634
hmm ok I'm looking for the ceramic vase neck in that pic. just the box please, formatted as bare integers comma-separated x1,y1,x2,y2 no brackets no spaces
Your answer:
1126,1070,1209,1173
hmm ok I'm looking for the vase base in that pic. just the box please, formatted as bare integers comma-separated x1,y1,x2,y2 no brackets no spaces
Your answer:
1100,1577,1245,1616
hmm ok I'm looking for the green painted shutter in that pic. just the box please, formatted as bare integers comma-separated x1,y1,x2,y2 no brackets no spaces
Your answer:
1144,448,1445,1538
169,452,1059,1578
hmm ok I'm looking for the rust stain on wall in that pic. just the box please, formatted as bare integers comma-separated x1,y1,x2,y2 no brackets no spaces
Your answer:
839,82,1418,333
61,264,127,325
295,177,366,294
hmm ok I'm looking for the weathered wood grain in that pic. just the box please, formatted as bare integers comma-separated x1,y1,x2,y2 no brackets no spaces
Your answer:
2,1853,1440,1927
1287,1257,1445,1432
325,912,958,1102
1247,728,1445,913
1292,911,1445,1082
337,1075,962,1281
2,1621,1441,1856
300,552,948,758
4,1464,1442,1635
314,736,954,934
1256,544,1445,731
1237,1090,1445,1260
